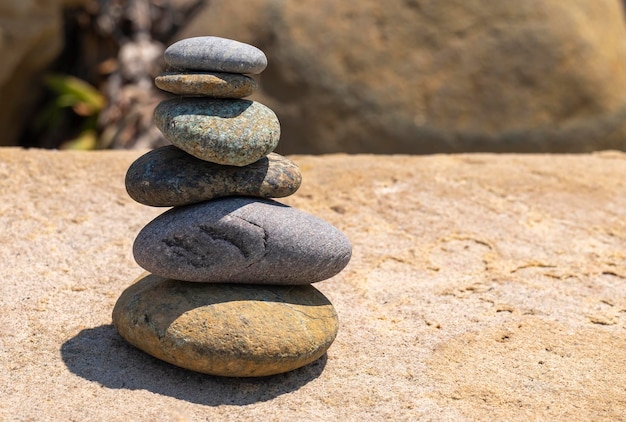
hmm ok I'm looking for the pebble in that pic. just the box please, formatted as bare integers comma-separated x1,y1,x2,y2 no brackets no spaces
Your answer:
125,146,302,207
154,98,280,166
112,273,338,377
133,197,352,284
155,72,257,98
164,36,267,74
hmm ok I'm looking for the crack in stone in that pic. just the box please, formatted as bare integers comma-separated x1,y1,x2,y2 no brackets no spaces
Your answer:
160,216,269,271
230,214,268,250
281,302,333,321
198,224,255,259
229,214,269,268
162,236,218,268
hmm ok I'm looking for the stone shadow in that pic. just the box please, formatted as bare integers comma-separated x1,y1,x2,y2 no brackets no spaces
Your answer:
61,324,327,406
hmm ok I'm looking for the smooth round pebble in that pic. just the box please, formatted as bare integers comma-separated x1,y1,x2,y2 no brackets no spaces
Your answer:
164,36,267,74
155,72,257,98
154,98,280,166
133,197,352,284
112,273,338,377
126,146,302,207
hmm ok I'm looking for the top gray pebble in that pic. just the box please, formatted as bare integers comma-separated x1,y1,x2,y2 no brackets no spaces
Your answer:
164,36,268,74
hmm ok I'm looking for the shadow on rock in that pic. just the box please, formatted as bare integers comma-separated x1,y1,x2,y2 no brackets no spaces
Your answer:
61,324,327,406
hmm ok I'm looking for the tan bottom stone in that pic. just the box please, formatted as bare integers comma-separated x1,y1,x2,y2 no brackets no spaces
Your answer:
112,273,338,377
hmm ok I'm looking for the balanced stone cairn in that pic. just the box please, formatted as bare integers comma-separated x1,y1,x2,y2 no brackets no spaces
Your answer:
112,36,352,377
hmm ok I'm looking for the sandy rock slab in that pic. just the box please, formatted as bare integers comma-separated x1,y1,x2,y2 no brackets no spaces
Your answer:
1,148,626,421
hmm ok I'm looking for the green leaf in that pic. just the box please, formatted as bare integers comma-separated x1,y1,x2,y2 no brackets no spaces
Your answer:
45,74,105,114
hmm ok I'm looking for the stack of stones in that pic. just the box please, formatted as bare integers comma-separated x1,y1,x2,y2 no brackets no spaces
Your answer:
112,37,352,377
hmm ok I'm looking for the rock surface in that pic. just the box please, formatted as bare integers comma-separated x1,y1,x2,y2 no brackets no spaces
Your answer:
112,273,338,377
155,72,257,98
133,197,352,283
2,148,626,420
154,97,280,166
180,0,626,154
126,146,301,206
164,36,267,74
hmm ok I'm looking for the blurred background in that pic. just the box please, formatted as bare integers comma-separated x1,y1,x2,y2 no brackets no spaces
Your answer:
3,0,626,154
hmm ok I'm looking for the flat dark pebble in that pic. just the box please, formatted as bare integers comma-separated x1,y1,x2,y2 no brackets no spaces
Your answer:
154,72,257,98
126,146,302,207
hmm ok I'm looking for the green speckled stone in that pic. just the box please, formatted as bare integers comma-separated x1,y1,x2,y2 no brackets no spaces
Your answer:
155,72,257,98
125,146,301,207
154,98,280,166
112,273,338,377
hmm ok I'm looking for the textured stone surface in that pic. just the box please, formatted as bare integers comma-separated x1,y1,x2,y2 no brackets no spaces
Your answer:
3,148,626,420
164,36,267,74
133,197,352,283
154,97,280,166
180,0,626,154
112,273,338,377
155,71,257,98
126,146,301,206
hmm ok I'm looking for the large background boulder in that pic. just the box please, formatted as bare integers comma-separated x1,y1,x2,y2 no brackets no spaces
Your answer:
180,0,626,154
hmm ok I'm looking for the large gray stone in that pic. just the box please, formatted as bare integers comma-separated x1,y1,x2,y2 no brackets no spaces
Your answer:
112,273,338,377
133,197,352,283
164,36,267,74
125,146,301,206
154,97,280,166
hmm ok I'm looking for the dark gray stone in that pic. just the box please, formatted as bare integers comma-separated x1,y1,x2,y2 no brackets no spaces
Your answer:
133,197,352,284
125,146,302,206
164,36,267,74
153,97,280,166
